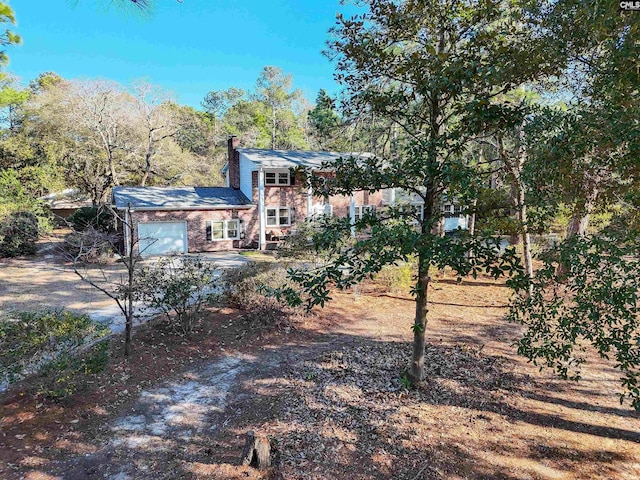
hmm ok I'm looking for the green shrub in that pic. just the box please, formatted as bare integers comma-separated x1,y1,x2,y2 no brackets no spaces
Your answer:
0,309,110,395
37,341,110,400
374,261,415,293
68,206,115,233
0,211,39,257
277,219,346,263
277,221,317,259
136,256,218,334
221,261,303,326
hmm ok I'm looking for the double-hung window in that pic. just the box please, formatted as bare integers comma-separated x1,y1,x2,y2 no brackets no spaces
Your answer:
206,219,240,241
266,206,292,227
442,204,464,217
309,203,333,221
399,203,424,224
264,170,290,186
354,205,374,222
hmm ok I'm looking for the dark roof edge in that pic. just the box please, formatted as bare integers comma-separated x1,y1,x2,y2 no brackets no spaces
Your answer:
113,204,255,211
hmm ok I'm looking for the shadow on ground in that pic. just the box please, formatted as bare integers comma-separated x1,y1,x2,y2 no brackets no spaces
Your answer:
47,327,640,480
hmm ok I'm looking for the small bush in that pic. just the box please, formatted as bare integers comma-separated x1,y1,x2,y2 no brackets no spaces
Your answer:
277,221,317,259
0,309,110,396
68,206,115,233
221,261,304,327
136,256,218,334
0,211,39,257
37,341,110,400
374,261,415,293
64,228,117,264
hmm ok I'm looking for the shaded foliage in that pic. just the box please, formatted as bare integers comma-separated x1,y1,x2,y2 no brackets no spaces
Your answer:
510,231,640,410
0,211,39,257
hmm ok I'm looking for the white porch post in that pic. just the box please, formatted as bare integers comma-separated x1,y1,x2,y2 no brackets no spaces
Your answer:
307,185,313,220
258,168,266,250
349,194,356,237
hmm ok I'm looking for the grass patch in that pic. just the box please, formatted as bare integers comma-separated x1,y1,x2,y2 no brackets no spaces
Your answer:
0,309,110,397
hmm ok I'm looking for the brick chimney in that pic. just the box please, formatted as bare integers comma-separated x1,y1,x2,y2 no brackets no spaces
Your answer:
228,135,240,190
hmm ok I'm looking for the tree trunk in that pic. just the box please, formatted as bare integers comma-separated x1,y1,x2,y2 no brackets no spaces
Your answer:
509,177,522,246
468,197,477,236
240,431,271,469
500,127,532,283
409,253,430,384
108,150,120,187
124,208,135,357
141,133,153,186
518,181,534,288
557,174,599,277
566,185,598,237
271,108,276,150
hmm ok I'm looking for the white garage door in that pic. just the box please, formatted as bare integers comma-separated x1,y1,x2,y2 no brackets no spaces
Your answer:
138,221,187,256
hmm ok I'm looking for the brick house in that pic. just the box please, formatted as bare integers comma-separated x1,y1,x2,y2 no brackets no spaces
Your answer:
113,136,468,255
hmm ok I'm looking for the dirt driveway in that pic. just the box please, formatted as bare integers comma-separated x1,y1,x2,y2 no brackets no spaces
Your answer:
0,231,249,319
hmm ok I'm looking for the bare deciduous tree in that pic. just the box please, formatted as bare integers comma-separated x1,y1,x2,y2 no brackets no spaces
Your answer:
64,205,147,356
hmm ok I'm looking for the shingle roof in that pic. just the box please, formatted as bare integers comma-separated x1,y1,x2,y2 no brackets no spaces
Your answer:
237,148,369,169
112,186,252,210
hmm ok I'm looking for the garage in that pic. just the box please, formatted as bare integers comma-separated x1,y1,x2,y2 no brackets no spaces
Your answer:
137,221,188,256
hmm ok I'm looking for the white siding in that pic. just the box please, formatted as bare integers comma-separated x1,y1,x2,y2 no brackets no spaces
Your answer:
239,153,256,201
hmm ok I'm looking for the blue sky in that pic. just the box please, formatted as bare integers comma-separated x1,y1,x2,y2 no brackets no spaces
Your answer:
8,0,360,108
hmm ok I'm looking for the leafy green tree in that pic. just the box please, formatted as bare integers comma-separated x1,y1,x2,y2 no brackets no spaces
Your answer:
254,66,304,150
0,2,20,67
201,87,245,149
523,0,640,241
506,1,640,409
171,103,214,156
308,89,340,150
273,0,566,384
0,74,29,131
28,71,64,94
510,230,640,410
0,169,47,219
202,69,310,151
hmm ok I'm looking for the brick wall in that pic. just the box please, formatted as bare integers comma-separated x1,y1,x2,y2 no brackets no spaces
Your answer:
130,208,257,253
228,136,241,189
251,171,310,238
248,170,386,235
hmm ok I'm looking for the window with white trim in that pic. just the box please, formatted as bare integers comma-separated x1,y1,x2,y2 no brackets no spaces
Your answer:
442,204,464,217
309,203,333,220
206,219,240,241
353,205,374,222
264,170,290,186
398,203,424,224
266,206,292,226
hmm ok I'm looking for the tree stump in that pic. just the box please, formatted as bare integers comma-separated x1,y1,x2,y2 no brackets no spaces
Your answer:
240,430,271,469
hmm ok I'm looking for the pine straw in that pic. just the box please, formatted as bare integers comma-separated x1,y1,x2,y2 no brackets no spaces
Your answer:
264,341,529,479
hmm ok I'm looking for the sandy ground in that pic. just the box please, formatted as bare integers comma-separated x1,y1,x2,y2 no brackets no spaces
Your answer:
0,230,249,321
1,270,639,479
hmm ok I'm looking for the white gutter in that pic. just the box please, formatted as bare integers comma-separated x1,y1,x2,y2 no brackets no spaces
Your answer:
307,184,313,220
123,207,131,256
349,194,356,237
258,168,266,250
